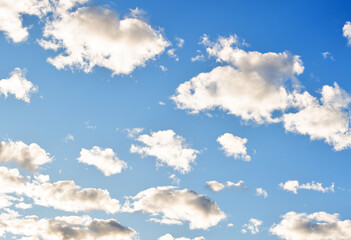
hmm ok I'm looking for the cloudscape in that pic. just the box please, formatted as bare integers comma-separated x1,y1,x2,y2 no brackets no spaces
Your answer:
0,0,351,239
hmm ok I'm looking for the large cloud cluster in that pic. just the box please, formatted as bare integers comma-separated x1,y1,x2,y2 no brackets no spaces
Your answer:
172,35,303,124
172,35,351,150
39,6,170,75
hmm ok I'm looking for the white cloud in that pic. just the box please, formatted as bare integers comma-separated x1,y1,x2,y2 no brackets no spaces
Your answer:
122,186,226,230
125,128,144,138
128,7,146,19
84,120,96,129
27,179,120,213
0,139,52,171
0,209,136,240
270,211,351,240
322,51,334,61
159,101,166,105
206,180,246,192
0,167,26,194
283,83,351,151
173,35,351,151
172,35,304,124
0,194,19,208
160,65,167,71
130,130,199,174
279,180,335,194
0,0,50,42
191,53,205,62
77,146,127,176
169,174,180,185
14,202,32,209
175,37,185,48
167,48,179,61
64,133,74,142
0,166,121,214
256,188,268,199
0,68,38,103
343,21,351,45
158,233,205,240
206,181,225,192
39,6,170,75
242,218,263,234
217,133,251,161
225,180,247,189
228,223,234,227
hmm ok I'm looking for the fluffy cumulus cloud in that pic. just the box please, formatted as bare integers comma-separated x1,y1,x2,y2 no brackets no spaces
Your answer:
172,35,304,124
158,234,205,240
0,68,38,103
27,179,121,213
123,186,226,230
206,181,225,192
0,166,26,194
130,130,199,174
283,83,351,151
0,139,52,171
217,133,251,161
39,6,170,75
242,218,263,234
78,146,127,176
173,35,351,150
0,166,120,213
279,180,335,194
206,180,246,192
343,21,351,45
0,209,136,240
0,0,50,42
270,211,351,240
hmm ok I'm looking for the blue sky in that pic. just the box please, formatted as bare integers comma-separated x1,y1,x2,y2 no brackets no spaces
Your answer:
1,0,351,239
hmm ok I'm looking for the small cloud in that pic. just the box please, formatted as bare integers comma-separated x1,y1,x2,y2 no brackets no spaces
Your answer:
169,174,180,185
175,37,185,48
129,7,146,19
159,101,166,106
191,50,205,62
64,134,74,143
167,48,179,61
242,218,263,234
217,133,251,161
279,180,335,194
322,51,335,61
160,65,167,71
228,223,234,228
124,128,144,138
206,180,246,192
84,121,96,130
256,188,268,199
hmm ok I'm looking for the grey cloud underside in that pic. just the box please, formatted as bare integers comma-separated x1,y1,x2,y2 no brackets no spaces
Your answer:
270,211,351,240
123,186,226,229
0,209,136,240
